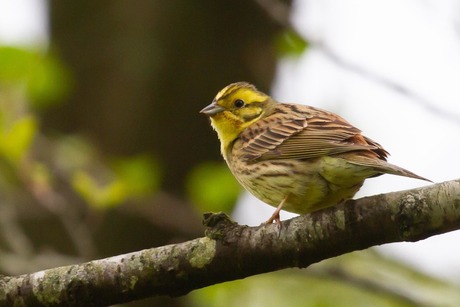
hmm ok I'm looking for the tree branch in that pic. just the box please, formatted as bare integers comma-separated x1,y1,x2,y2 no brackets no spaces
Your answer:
1,179,459,306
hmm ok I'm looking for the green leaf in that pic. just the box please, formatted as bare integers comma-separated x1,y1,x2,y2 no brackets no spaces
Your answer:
26,52,72,108
186,162,241,213
111,155,161,197
72,170,127,209
72,155,161,209
0,46,72,108
0,115,37,164
0,47,33,81
190,268,410,307
276,29,309,57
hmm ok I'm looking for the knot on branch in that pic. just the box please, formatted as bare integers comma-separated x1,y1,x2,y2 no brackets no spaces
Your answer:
203,212,240,241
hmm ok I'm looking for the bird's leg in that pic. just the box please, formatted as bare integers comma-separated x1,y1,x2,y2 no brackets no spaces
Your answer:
263,195,289,228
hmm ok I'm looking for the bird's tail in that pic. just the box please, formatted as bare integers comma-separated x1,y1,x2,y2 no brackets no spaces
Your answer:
347,158,432,182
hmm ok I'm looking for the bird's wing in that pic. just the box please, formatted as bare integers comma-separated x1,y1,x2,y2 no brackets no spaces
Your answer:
237,103,388,162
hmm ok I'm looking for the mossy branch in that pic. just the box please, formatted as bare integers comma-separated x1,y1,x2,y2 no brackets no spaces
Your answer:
1,179,459,306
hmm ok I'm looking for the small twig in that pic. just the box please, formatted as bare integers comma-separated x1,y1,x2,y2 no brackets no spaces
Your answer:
318,43,460,126
0,199,34,257
19,147,97,259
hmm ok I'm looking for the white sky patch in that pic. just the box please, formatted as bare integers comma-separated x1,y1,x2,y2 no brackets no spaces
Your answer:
0,0,48,46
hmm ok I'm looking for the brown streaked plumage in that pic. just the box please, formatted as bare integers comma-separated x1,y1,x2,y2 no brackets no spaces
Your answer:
201,82,430,224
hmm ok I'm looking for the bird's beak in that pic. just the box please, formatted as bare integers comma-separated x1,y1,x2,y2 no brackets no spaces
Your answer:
200,102,225,116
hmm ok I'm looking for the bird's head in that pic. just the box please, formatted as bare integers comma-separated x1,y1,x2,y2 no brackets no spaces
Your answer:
200,82,275,150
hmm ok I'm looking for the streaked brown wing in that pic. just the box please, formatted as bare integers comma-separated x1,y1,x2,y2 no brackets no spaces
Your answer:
238,103,388,161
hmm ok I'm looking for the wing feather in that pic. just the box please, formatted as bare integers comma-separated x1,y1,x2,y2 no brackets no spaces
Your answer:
237,103,386,162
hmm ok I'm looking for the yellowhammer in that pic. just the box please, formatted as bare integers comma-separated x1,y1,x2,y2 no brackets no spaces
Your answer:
201,82,430,224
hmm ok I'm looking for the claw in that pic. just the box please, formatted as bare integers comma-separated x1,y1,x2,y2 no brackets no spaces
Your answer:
263,210,280,225
262,195,289,231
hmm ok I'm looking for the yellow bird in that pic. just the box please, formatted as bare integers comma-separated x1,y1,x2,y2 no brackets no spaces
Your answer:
201,82,430,224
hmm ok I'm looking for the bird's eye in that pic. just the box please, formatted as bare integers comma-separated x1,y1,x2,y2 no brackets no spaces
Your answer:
234,99,245,108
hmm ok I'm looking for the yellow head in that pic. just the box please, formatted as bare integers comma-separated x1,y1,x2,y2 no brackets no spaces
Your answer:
201,82,274,154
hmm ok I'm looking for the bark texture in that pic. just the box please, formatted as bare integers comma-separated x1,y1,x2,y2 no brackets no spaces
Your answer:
1,179,459,306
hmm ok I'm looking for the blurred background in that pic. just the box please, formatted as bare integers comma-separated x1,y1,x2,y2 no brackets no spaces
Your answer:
1,0,460,306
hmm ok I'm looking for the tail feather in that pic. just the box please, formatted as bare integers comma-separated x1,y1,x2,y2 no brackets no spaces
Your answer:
347,158,432,182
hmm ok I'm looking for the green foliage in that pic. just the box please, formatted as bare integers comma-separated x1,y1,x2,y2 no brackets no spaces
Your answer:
186,162,241,213
189,250,460,307
72,154,161,209
0,44,160,210
111,155,161,199
72,170,123,209
276,29,309,57
190,269,409,307
0,115,37,165
0,46,71,170
0,46,71,107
